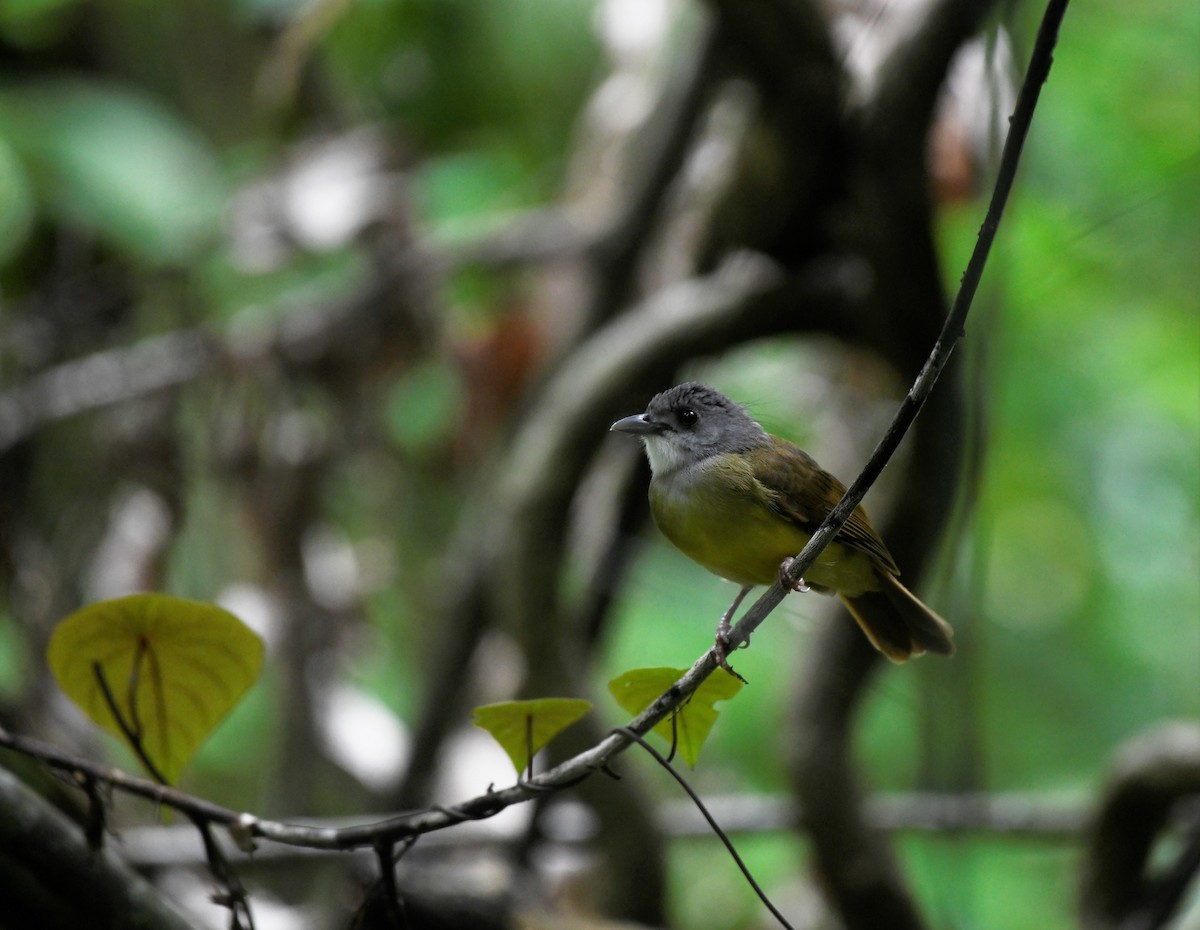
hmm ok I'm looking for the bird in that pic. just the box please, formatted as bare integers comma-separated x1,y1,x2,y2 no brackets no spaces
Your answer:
611,381,954,671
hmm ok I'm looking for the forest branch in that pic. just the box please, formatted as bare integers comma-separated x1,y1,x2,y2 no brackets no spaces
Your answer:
2,642,724,852
1080,721,1200,930
0,3,1082,927
0,204,602,455
0,719,1091,862
867,0,1000,139
114,788,1089,869
718,0,1071,678
0,0,1068,887
0,765,199,930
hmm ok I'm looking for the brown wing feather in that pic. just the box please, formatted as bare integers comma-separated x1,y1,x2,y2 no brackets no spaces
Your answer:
752,436,900,575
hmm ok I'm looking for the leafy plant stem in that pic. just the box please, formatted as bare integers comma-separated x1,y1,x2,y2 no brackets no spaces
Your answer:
92,661,170,786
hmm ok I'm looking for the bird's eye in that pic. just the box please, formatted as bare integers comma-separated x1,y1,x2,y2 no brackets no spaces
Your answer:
678,408,698,427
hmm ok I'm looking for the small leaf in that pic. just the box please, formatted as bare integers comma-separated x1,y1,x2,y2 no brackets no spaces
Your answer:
608,667,743,768
47,594,264,783
472,698,592,777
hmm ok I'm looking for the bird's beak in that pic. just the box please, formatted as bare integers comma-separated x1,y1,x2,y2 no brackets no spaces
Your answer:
610,412,659,435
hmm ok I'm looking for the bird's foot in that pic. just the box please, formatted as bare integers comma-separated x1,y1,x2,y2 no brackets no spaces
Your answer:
713,634,749,684
778,557,810,592
714,613,749,683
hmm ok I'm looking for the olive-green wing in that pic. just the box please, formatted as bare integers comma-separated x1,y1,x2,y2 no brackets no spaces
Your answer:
751,436,900,575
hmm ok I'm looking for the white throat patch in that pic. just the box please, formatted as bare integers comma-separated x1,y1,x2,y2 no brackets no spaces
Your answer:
642,434,693,477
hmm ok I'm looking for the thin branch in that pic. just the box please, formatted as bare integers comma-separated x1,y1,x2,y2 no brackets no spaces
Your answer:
722,0,1072,657
0,12,1070,917
1,719,1091,865
437,206,599,270
0,0,1067,860
2,634,733,852
619,728,796,930
396,250,792,804
0,330,212,453
1080,722,1200,930
92,661,170,786
0,765,201,930
0,205,602,455
81,772,107,852
194,817,255,930
372,839,407,930
114,789,1089,869
2,653,721,850
0,726,238,820
3,703,256,929
775,7,1070,927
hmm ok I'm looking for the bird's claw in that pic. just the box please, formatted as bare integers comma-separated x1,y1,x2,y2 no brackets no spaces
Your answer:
713,617,749,681
712,633,749,683
713,586,752,681
778,557,810,592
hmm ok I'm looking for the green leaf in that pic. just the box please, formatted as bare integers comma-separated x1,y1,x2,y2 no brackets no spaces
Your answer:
0,79,224,263
384,359,465,454
46,594,264,784
608,667,743,768
472,698,592,777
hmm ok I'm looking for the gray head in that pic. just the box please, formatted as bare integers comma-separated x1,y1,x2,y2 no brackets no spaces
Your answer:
610,382,768,475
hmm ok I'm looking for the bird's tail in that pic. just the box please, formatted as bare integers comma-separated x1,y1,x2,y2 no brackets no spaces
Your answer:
839,573,955,662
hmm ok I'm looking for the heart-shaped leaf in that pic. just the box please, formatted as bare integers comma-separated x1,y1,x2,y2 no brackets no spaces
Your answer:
608,667,743,767
47,594,264,784
472,698,592,778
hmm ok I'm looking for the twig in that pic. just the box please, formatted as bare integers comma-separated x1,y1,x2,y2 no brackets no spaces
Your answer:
81,771,107,851
91,662,256,928
92,661,170,786
777,7,1071,928
1,719,1094,863
396,251,789,806
194,817,256,930
0,205,603,455
0,331,212,453
724,0,1073,656
0,647,716,852
1079,722,1200,930
1,0,1070,833
0,1,1071,908
0,766,200,930
0,726,240,822
373,839,408,930
101,790,1089,870
618,728,796,930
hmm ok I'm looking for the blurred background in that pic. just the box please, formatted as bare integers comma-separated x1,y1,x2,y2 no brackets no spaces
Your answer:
0,0,1197,928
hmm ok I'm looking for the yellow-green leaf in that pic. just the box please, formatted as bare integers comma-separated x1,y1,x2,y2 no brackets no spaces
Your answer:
472,698,592,777
46,594,264,784
608,667,743,768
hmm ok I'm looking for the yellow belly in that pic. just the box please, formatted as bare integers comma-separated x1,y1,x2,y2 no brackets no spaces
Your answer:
648,457,879,594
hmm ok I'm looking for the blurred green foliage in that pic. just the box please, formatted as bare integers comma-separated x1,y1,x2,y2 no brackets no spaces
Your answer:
0,0,1196,927
0,80,224,263
605,1,1199,926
